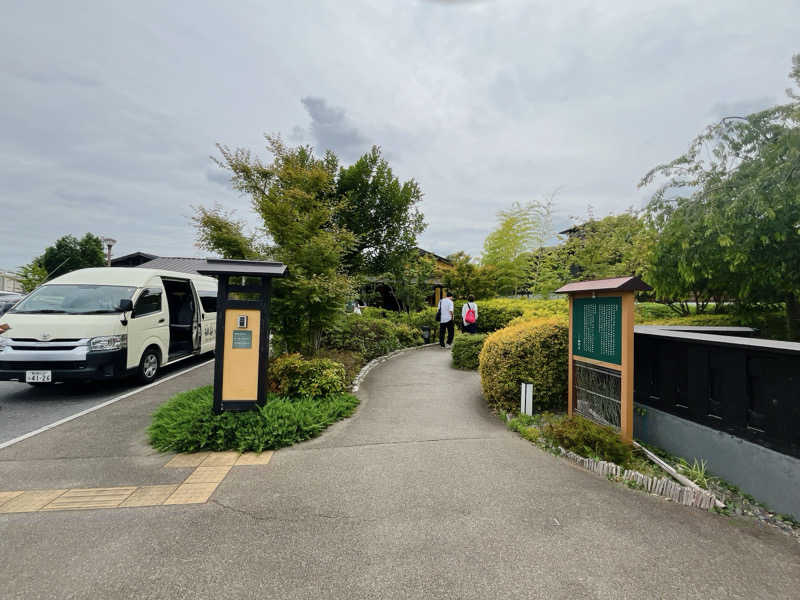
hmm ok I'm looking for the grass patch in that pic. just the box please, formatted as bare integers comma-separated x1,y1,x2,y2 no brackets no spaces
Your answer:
149,386,359,453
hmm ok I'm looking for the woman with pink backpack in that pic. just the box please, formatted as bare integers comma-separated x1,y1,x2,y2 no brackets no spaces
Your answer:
461,295,478,334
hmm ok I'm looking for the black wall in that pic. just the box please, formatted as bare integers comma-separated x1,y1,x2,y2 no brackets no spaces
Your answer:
634,331,800,459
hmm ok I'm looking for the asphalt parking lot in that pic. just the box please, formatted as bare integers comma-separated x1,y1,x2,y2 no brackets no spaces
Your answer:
0,355,213,446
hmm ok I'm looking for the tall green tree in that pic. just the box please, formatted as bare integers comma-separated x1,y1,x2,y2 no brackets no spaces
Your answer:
381,251,435,313
192,205,261,259
482,200,552,295
565,211,655,281
204,137,355,354
35,233,106,279
641,54,800,337
335,146,426,275
16,261,48,293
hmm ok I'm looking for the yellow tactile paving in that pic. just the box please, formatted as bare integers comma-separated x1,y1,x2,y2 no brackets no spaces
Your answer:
235,451,274,466
0,449,275,514
163,452,211,468
200,451,241,467
119,485,179,508
184,466,232,484
42,487,137,511
0,489,67,513
0,491,24,508
163,482,220,505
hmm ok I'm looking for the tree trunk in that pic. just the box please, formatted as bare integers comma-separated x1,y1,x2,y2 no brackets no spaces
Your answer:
786,292,800,341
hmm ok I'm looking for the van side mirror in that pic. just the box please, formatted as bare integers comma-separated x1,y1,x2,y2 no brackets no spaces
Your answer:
119,299,134,312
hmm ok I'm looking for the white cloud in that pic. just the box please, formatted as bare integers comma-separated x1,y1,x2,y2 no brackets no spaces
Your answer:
1,0,798,268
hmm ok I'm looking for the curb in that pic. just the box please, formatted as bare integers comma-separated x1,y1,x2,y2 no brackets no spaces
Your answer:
557,446,719,510
350,343,439,393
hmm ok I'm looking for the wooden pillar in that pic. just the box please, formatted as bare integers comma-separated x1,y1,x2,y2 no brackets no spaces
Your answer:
620,291,634,443
567,294,574,416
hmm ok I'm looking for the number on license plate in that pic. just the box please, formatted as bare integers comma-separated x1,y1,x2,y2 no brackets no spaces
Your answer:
26,370,52,383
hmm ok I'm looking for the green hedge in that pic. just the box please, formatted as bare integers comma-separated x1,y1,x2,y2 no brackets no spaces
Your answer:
148,386,359,453
321,313,423,362
456,303,523,333
268,353,347,398
451,333,488,370
479,317,568,413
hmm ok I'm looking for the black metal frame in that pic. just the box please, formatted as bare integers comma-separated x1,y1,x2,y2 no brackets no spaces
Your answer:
212,275,273,414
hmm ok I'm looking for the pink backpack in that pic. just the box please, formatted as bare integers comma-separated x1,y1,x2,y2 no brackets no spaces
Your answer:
464,303,476,324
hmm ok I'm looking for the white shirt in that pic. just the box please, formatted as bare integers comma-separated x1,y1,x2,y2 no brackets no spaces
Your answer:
438,298,454,323
462,301,478,325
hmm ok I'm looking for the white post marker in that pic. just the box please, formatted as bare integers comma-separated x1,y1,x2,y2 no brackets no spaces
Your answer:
520,382,533,416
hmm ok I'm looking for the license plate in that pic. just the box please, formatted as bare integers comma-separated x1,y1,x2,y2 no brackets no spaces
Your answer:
26,370,52,383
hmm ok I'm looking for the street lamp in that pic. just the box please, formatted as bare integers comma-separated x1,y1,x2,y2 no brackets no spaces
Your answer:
101,237,116,266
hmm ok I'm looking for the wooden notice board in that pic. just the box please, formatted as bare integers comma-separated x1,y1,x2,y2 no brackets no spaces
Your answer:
572,296,622,365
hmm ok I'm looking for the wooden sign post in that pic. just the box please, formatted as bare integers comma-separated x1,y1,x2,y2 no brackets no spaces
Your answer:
555,276,651,443
198,259,287,414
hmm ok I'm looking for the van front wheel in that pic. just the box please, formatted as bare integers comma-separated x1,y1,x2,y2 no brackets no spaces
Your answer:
138,348,160,384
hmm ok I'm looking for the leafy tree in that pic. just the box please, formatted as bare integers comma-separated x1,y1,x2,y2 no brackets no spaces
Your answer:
38,233,105,278
646,199,732,315
16,260,47,292
381,251,435,313
192,205,261,259
565,211,655,281
335,146,426,275
442,252,500,299
207,137,355,354
641,54,800,337
482,200,552,295
527,245,569,297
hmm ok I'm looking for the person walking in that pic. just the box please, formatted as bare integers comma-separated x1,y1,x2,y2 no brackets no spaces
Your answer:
462,295,478,334
438,292,455,348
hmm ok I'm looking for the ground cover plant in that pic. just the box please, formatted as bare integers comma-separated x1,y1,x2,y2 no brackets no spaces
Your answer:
149,386,359,453
450,333,487,370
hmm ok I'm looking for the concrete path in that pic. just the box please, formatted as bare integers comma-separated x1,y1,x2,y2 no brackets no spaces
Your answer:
1,346,799,599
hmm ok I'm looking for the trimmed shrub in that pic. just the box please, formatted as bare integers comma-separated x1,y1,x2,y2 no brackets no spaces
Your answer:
456,303,523,333
148,386,359,452
542,414,632,466
321,313,423,362
315,348,365,383
404,306,439,332
479,317,568,413
268,353,347,398
451,333,488,370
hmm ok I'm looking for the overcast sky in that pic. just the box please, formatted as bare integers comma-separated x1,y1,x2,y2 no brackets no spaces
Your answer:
2,1,798,270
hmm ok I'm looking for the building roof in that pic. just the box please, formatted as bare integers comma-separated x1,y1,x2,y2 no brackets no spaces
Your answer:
137,257,211,275
197,259,287,278
110,251,158,266
555,276,652,294
417,248,452,265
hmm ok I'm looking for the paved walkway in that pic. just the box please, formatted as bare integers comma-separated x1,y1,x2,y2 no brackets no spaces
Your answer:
1,347,799,599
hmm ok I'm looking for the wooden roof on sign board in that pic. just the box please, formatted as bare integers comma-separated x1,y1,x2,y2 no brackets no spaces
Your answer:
197,259,288,278
555,276,652,294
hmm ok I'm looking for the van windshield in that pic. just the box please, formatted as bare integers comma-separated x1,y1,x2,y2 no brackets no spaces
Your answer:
11,285,137,315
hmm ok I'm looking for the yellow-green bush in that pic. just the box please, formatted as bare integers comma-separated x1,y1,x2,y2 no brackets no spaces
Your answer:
268,353,347,398
479,317,568,413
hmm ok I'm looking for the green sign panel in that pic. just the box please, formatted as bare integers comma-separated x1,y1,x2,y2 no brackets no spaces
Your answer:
573,296,622,365
232,329,253,349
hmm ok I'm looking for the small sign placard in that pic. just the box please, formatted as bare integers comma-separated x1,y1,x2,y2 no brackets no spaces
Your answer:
232,329,252,349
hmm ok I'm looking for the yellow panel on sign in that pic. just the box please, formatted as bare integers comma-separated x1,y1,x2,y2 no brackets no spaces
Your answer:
222,309,261,402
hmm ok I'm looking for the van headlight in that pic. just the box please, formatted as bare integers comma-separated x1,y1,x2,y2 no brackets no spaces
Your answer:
0,337,9,350
89,335,128,351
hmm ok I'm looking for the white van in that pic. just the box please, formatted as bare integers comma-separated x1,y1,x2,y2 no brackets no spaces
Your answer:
0,267,218,385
